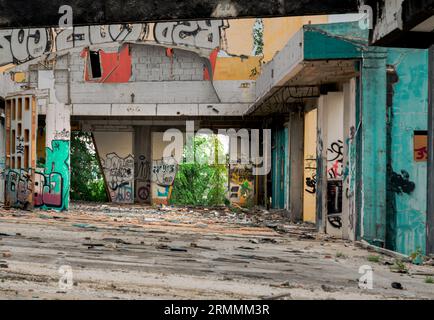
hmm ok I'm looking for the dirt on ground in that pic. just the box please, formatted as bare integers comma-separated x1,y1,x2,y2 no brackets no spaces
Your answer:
0,202,433,300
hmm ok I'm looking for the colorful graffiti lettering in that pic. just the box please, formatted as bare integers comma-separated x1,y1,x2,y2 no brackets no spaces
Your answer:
5,169,33,209
5,128,69,211
35,140,70,210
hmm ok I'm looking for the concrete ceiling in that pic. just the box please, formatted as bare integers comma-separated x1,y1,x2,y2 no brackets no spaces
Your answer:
248,59,358,116
0,0,359,28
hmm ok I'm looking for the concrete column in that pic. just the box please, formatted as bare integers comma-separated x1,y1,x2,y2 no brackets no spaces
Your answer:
360,51,388,247
288,111,304,221
42,102,71,211
316,95,328,233
134,126,152,204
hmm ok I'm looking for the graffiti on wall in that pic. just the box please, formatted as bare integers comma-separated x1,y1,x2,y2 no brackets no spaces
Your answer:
101,153,134,203
152,157,177,186
327,180,343,228
414,131,428,162
390,170,416,195
327,140,344,179
5,140,69,211
5,169,33,209
229,163,254,205
0,20,226,66
135,154,151,203
151,157,178,204
154,20,224,50
304,157,316,194
35,140,70,210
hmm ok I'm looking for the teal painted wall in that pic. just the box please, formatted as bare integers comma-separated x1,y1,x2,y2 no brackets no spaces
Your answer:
386,49,428,255
303,22,368,61
301,22,429,254
360,50,388,247
272,127,288,209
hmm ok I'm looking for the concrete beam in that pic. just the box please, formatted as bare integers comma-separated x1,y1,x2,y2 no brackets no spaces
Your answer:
0,0,359,28
67,103,251,116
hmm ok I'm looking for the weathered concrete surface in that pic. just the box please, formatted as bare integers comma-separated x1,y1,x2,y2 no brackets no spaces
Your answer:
0,0,358,28
0,203,433,299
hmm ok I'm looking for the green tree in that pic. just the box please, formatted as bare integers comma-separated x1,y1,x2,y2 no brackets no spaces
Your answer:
170,135,228,206
70,131,108,202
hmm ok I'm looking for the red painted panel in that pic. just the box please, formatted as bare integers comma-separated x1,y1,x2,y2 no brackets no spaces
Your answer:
82,44,132,83
203,47,219,81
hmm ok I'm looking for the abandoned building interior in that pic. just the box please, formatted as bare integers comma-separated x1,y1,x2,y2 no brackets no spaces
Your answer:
0,13,432,261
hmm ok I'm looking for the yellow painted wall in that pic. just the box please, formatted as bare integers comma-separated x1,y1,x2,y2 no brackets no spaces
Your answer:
223,19,256,56
262,16,328,62
213,56,262,80
303,109,317,223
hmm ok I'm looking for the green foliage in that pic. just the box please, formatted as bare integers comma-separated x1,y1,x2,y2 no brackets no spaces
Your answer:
425,276,434,284
390,259,409,274
253,18,264,56
367,255,381,263
70,131,108,202
170,135,227,206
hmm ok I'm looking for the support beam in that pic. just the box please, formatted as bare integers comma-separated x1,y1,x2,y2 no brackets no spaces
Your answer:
0,0,359,28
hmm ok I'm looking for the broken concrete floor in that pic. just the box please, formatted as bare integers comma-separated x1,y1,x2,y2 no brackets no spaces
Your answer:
0,202,433,300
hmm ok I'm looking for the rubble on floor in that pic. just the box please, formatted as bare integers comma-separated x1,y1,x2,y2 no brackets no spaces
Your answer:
0,201,433,299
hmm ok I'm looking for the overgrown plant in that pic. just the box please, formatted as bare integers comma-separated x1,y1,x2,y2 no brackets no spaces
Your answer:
253,18,264,57
70,131,108,202
170,135,228,206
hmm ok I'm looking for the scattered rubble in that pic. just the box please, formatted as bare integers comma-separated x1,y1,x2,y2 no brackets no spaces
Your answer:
0,202,433,299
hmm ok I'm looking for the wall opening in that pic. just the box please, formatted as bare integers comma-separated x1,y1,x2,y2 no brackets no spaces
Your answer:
88,50,102,79
169,134,230,207
70,131,108,203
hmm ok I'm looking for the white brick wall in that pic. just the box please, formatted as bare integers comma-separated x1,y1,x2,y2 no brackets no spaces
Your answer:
130,45,204,82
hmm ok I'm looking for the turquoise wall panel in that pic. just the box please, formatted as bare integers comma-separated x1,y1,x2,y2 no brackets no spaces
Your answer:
387,49,428,255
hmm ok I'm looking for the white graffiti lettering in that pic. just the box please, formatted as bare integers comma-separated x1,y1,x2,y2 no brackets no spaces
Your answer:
0,20,225,66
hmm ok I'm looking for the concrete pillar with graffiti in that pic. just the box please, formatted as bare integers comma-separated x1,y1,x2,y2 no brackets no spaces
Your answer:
38,102,71,211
